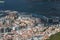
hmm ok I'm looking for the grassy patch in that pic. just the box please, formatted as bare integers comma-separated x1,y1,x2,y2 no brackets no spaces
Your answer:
46,32,60,40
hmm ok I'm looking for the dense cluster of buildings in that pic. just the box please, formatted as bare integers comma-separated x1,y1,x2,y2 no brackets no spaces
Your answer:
0,10,60,40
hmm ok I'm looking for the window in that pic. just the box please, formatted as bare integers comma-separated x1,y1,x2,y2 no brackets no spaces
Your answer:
5,28,12,32
0,28,4,33
15,27,20,30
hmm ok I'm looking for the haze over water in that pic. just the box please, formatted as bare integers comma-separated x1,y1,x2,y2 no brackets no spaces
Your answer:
0,0,60,16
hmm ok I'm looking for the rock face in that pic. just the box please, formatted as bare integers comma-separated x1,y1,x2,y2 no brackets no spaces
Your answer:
1,0,60,16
